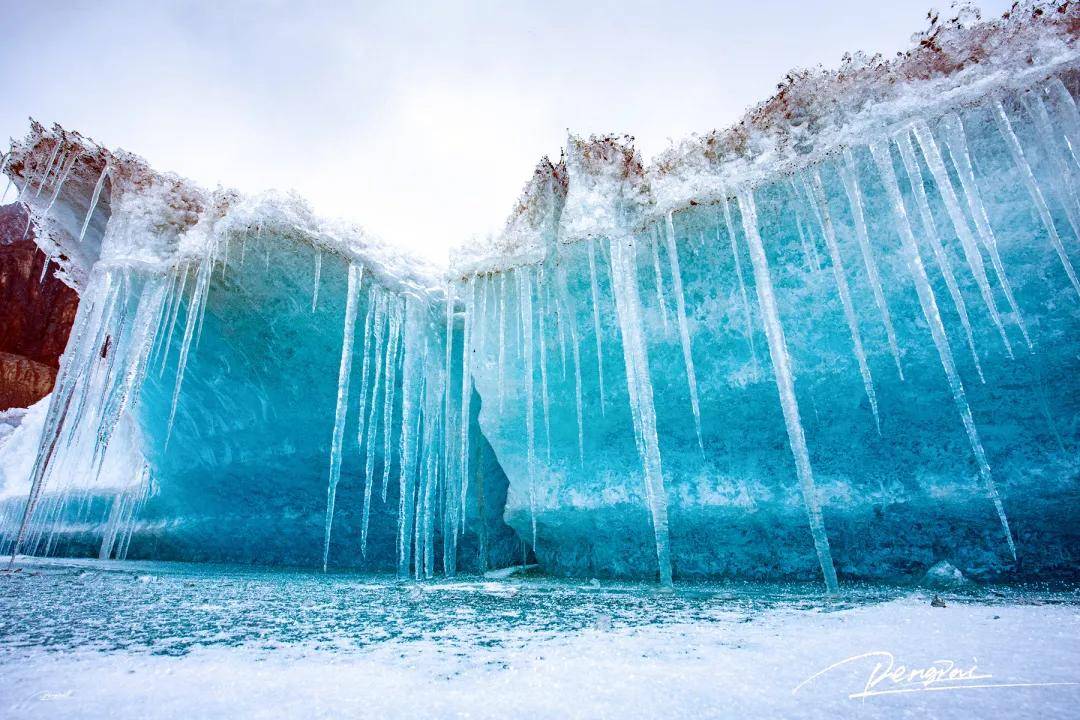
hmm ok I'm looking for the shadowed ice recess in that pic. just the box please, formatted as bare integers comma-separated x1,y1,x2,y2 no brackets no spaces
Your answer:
1,2,1079,592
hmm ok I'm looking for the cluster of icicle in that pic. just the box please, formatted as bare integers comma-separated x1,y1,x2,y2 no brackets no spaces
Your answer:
450,73,1079,591
321,264,467,578
3,1,1079,589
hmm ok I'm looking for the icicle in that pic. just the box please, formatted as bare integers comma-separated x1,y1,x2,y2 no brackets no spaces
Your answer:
311,249,322,312
476,274,490,360
570,325,585,465
9,269,168,567
720,194,758,369
442,280,456,514
661,212,705,452
0,153,10,203
380,299,402,502
361,293,388,556
789,179,823,272
649,227,671,334
911,121,1014,358
41,152,79,225
355,295,377,446
939,113,1031,349
552,264,585,465
497,272,507,412
24,141,61,203
537,268,552,461
607,231,672,586
165,253,214,448
587,239,607,415
397,300,422,576
836,149,904,379
98,494,124,560
1022,93,1080,249
148,266,180,366
157,267,190,377
552,277,567,379
517,267,539,547
738,188,839,593
991,99,1080,300
459,277,476,528
421,398,439,579
411,368,432,579
321,263,362,572
870,139,1017,563
1043,78,1080,171
805,171,881,434
895,131,985,382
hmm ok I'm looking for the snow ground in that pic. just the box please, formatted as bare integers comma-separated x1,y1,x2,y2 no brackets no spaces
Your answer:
1,560,1077,719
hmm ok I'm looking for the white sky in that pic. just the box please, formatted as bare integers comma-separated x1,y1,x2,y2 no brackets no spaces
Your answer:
2,0,1012,263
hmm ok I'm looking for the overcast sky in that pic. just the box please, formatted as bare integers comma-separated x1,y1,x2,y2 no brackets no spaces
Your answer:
2,0,1012,262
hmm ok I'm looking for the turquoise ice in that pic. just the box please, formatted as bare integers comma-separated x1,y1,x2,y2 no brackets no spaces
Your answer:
1,6,1078,590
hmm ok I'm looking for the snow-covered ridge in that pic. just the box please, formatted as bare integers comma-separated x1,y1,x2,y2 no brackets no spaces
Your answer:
5,2,1077,284
1,123,442,297
455,0,1080,274
649,1,1080,216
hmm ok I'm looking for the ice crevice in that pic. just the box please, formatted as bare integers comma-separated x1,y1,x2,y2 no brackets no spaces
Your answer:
1,2,1078,586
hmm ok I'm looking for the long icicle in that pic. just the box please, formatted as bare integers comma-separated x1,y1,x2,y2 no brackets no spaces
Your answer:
554,263,585,465
649,227,671,334
381,299,403,502
41,152,80,225
397,300,421,576
311,249,323,312
871,139,1017,563
355,294,377,446
1023,92,1080,247
991,99,1080,300
518,267,538,547
459,276,475,528
738,188,839,593
587,239,607,415
911,121,1014,358
607,231,672,587
497,272,507,412
836,149,904,380
895,130,985,382
537,267,552,461
720,194,759,369
442,280,456,523
663,212,705,452
1043,78,1080,171
321,263,362,572
24,140,61,203
939,113,1031,349
77,162,110,244
165,250,214,448
806,171,881,434
361,293,387,556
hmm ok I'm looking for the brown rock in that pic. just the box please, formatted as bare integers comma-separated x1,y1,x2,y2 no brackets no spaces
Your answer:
0,203,79,410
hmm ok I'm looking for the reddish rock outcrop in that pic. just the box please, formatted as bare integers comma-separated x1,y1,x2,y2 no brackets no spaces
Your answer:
0,203,79,410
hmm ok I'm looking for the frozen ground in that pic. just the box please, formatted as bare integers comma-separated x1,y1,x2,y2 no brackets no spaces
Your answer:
1,558,1077,719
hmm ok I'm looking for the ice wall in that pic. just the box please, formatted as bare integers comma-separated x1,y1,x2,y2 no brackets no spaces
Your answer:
1,1,1078,586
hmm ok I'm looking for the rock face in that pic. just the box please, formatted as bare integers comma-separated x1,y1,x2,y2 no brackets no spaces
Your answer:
0,203,78,410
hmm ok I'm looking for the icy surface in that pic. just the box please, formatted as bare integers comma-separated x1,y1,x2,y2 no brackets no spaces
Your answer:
1,560,1078,719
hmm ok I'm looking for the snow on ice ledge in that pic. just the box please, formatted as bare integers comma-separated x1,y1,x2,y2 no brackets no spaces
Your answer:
2,1,1079,587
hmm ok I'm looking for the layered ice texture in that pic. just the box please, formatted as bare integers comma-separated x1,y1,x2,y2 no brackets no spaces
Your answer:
1,2,1079,588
